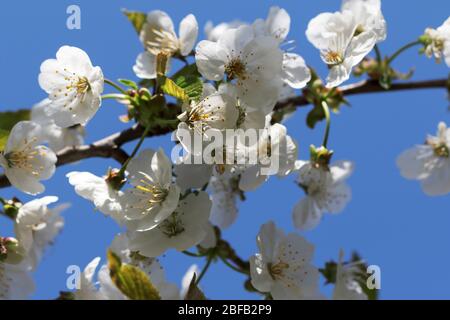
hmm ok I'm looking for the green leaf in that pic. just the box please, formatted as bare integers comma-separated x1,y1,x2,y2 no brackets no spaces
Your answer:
306,105,326,129
172,64,203,102
107,250,161,300
161,77,189,102
184,273,207,300
0,109,30,132
122,10,147,34
0,129,9,152
118,79,138,90
0,110,30,151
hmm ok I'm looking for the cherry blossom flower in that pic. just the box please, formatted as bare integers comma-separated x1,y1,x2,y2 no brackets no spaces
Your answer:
292,160,353,231
195,25,284,111
209,175,240,229
204,20,245,42
306,10,377,88
134,11,198,79
421,17,450,66
66,171,124,224
341,0,387,42
121,149,181,232
31,99,85,152
250,221,322,300
239,122,298,191
38,46,104,127
333,251,367,300
14,196,66,270
0,121,57,195
128,191,212,257
0,261,35,300
396,122,450,196
75,234,179,300
252,7,311,89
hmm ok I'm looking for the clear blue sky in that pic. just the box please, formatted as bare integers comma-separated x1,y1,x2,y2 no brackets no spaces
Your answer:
1,0,449,299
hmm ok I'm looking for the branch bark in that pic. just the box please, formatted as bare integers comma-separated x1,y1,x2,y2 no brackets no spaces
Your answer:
0,78,447,189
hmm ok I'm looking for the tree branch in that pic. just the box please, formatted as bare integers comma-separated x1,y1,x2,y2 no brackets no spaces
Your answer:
273,78,448,111
0,78,447,190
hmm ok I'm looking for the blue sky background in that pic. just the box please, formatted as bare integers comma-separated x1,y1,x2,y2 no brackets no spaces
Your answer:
1,0,450,299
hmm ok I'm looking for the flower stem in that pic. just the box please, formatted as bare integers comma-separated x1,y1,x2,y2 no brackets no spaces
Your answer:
118,125,151,176
374,44,382,62
387,40,421,64
104,79,128,95
220,256,249,275
101,93,127,100
196,254,214,285
321,100,331,148
182,250,204,258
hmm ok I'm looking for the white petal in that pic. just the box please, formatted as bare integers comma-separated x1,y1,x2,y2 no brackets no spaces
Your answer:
265,6,290,42
195,40,228,81
133,52,157,79
179,14,198,56
292,197,323,231
282,53,311,89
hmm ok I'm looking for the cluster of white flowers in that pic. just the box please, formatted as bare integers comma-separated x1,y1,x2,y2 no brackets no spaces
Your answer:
306,0,386,88
1,196,67,299
3,0,450,301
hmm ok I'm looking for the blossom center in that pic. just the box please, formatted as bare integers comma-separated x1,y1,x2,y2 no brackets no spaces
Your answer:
225,58,247,81
159,212,185,237
135,172,169,208
2,138,43,176
324,51,344,65
268,261,290,280
146,29,180,56
433,143,449,158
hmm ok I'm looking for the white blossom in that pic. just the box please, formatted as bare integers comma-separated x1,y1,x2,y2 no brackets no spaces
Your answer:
239,122,298,191
121,149,181,232
250,221,321,300
0,261,35,300
0,121,57,195
128,191,212,257
341,0,387,42
66,171,124,224
396,122,450,196
306,10,377,88
292,160,353,231
14,196,66,270
32,99,85,152
204,20,245,42
422,17,450,66
252,7,311,89
209,174,240,229
333,251,367,300
134,11,198,79
38,46,104,127
196,25,283,111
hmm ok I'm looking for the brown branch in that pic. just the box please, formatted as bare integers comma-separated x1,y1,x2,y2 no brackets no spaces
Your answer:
273,78,448,111
0,78,447,190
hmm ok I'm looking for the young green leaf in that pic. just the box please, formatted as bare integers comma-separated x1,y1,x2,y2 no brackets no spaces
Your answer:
172,64,203,101
122,10,147,35
161,77,189,102
0,109,30,132
107,250,161,300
